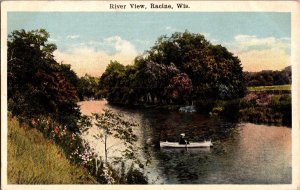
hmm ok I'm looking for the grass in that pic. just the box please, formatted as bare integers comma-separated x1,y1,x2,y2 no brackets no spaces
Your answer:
247,84,291,92
7,115,97,184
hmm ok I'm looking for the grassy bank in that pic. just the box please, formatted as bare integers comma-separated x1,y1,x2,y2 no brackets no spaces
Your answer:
207,92,291,126
8,115,97,184
247,84,291,92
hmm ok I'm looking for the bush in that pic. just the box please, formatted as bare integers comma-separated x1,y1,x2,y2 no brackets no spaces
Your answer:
220,100,240,121
126,165,148,184
194,99,215,114
270,94,291,126
239,107,283,125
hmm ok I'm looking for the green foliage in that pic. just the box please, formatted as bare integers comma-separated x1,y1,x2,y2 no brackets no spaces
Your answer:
99,61,125,98
7,29,149,184
247,84,291,92
194,99,215,114
245,66,291,87
219,100,240,121
99,31,246,106
8,29,80,132
126,164,148,184
77,74,101,100
90,109,148,183
239,93,291,126
7,115,97,184
270,94,291,126
239,107,283,124
145,31,246,100
92,109,138,163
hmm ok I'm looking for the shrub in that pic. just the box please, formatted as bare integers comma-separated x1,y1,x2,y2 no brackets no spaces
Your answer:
220,100,240,121
194,99,215,114
126,165,148,184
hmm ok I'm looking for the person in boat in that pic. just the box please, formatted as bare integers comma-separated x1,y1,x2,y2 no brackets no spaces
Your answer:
179,133,189,144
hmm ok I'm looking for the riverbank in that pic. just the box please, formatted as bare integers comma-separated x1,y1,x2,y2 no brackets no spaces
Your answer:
106,91,291,127
7,115,97,184
210,93,291,127
8,111,149,184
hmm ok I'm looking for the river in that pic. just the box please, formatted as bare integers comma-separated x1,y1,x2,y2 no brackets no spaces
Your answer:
78,100,291,184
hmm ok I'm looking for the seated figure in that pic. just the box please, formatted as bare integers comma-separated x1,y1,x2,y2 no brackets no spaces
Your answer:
179,133,189,144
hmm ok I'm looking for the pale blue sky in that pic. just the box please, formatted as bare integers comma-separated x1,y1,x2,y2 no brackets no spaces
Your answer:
8,12,291,76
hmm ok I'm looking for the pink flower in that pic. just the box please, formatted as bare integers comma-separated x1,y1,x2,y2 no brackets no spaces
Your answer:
31,118,37,126
54,126,59,134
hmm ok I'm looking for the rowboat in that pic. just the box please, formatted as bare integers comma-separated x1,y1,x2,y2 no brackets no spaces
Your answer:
160,140,213,148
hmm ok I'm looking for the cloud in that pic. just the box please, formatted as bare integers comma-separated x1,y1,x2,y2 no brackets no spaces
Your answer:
48,38,59,42
104,36,137,55
165,26,178,32
165,26,172,30
200,32,218,44
234,35,289,51
228,35,290,72
67,35,80,39
54,36,138,77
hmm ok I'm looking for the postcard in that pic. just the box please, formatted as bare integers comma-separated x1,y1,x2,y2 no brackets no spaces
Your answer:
1,1,300,190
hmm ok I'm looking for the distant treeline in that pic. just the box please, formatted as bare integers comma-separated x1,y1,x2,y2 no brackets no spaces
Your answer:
244,66,291,87
79,66,292,102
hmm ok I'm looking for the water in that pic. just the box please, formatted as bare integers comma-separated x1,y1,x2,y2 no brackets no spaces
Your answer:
78,100,291,184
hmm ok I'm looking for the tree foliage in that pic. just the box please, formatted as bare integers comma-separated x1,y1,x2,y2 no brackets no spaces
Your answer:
166,73,193,104
92,109,138,164
99,31,246,105
8,29,80,131
77,74,100,100
90,109,148,184
244,66,291,87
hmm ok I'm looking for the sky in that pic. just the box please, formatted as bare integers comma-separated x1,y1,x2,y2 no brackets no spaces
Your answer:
8,12,291,77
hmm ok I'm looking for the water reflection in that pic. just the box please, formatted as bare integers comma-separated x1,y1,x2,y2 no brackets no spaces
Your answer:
79,101,291,184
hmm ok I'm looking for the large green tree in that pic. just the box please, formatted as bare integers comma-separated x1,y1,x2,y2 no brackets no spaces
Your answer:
99,31,246,106
8,29,80,131
77,74,100,100
145,31,246,100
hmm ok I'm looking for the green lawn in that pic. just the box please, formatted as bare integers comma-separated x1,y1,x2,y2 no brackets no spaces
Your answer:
7,116,97,184
247,84,291,92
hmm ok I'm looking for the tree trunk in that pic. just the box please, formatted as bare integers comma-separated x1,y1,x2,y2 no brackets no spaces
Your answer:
95,157,98,175
104,134,108,164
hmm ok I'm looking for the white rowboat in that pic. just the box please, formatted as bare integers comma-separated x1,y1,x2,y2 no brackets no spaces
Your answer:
160,140,213,148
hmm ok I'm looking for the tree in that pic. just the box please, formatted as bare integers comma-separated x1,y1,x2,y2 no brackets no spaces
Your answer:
166,73,193,104
78,74,100,100
244,66,291,87
8,29,80,131
146,31,246,100
92,109,138,164
99,31,246,106
99,61,125,101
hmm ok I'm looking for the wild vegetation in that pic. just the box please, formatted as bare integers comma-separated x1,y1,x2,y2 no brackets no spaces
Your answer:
239,68,291,126
8,29,80,132
7,29,148,184
6,28,292,184
7,115,97,184
208,93,291,126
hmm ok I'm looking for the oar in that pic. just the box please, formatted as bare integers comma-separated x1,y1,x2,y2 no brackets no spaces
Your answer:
185,140,188,151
